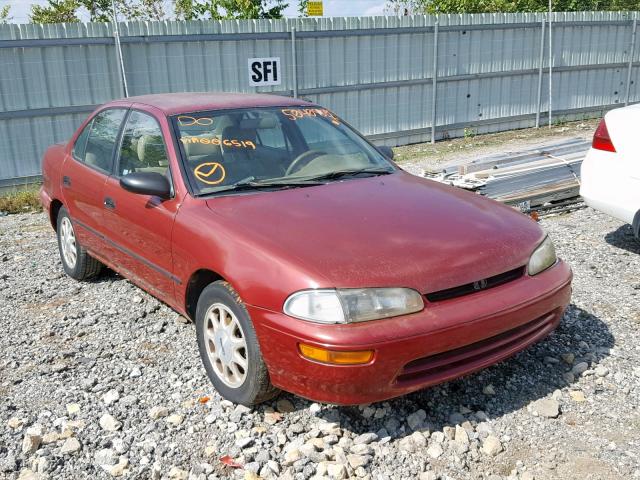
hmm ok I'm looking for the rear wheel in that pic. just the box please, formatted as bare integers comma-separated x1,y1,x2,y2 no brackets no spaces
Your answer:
56,207,102,280
196,281,278,405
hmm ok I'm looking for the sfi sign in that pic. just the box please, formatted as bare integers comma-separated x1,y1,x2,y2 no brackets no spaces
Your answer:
248,57,281,86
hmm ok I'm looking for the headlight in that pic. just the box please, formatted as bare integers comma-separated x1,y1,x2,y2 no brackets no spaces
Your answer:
283,288,424,324
528,236,557,275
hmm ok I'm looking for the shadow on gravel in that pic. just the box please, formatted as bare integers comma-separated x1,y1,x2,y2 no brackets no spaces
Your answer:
283,304,614,438
604,224,640,255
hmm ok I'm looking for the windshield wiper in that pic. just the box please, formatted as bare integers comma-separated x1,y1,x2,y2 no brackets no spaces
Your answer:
205,176,325,195
298,167,394,182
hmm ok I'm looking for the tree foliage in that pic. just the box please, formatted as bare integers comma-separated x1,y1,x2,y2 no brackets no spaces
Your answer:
174,0,288,20
0,5,11,23
30,0,165,23
387,0,640,13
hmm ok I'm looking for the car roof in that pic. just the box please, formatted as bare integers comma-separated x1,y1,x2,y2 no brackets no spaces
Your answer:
112,92,314,116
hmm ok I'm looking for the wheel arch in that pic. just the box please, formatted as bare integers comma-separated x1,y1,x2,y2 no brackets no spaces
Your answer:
633,209,640,239
49,199,64,232
185,269,226,321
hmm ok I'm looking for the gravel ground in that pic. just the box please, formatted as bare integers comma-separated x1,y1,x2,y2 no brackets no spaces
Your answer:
1,205,639,480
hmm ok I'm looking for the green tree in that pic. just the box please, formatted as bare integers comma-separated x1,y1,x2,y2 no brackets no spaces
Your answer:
175,0,288,20
0,5,11,23
388,0,640,13
30,0,81,23
298,0,308,16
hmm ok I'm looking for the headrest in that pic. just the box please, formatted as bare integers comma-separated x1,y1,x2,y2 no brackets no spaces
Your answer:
221,126,257,147
137,135,168,166
239,117,277,130
182,135,221,157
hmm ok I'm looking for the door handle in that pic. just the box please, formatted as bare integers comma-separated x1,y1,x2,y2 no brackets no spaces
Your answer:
104,197,116,210
62,176,71,188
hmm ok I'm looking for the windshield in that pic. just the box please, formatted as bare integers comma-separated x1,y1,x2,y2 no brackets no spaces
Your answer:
172,106,394,195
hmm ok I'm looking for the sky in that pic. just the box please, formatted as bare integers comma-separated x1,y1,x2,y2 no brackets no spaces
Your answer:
2,0,389,23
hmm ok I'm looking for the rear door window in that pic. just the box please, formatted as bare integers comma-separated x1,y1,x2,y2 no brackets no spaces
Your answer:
76,109,127,174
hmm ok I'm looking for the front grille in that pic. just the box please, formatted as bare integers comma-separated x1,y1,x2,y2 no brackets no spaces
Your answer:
395,311,556,385
425,266,524,302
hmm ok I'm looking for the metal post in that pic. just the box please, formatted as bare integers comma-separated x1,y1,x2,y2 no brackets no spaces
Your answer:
431,18,439,145
625,18,637,106
548,4,553,128
111,0,128,98
535,19,546,129
291,27,298,98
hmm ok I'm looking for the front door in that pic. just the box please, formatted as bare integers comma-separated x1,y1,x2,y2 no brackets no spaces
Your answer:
102,109,180,301
61,108,127,254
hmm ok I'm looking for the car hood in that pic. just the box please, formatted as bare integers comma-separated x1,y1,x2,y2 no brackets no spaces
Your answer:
205,172,545,294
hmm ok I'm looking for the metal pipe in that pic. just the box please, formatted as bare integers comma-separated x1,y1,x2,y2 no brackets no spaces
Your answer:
431,18,439,145
625,18,637,106
535,19,546,128
548,4,553,128
291,27,298,99
111,0,128,98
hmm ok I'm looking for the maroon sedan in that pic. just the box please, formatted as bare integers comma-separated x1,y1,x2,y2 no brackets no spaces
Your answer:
40,93,572,405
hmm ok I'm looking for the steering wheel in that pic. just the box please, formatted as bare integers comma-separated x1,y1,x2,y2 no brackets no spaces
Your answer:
285,150,327,176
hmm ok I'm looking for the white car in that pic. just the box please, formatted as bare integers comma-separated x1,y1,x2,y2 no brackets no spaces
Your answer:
580,105,640,238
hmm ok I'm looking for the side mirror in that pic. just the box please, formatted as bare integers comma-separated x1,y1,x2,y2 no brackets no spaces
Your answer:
378,145,394,160
120,172,171,198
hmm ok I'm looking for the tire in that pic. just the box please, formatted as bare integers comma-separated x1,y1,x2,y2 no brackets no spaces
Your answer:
56,206,102,281
196,281,279,405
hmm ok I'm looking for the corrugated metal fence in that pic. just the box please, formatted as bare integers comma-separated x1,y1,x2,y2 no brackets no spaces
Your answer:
0,12,638,186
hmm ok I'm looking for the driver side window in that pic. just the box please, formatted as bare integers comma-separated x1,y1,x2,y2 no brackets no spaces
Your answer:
117,111,169,177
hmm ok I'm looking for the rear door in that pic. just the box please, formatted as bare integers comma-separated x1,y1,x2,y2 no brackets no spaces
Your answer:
102,109,181,301
61,108,127,254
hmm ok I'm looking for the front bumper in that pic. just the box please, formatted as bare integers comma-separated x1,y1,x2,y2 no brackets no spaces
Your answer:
250,260,572,405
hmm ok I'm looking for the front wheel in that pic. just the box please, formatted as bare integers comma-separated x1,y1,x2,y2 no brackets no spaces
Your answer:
56,207,102,281
196,281,279,405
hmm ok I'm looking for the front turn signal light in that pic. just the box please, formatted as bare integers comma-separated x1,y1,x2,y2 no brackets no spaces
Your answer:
298,343,374,365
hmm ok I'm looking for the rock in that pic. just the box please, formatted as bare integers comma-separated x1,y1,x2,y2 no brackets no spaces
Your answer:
283,449,301,465
102,389,120,405
521,472,535,480
129,368,142,378
483,384,496,395
168,466,188,479
17,469,42,480
66,403,81,415
595,366,609,377
22,434,42,454
482,435,503,456
166,414,184,427
419,472,438,480
149,406,169,419
431,431,445,443
347,454,369,469
449,412,466,425
7,417,24,430
95,448,118,468
572,362,589,375
109,457,129,477
99,414,122,432
236,437,254,449
561,353,575,364
455,425,470,445
42,432,60,444
276,398,295,413
563,372,575,383
531,399,560,418
426,443,443,459
326,463,348,480
60,437,82,454
407,409,427,430
353,432,378,445
569,391,586,402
